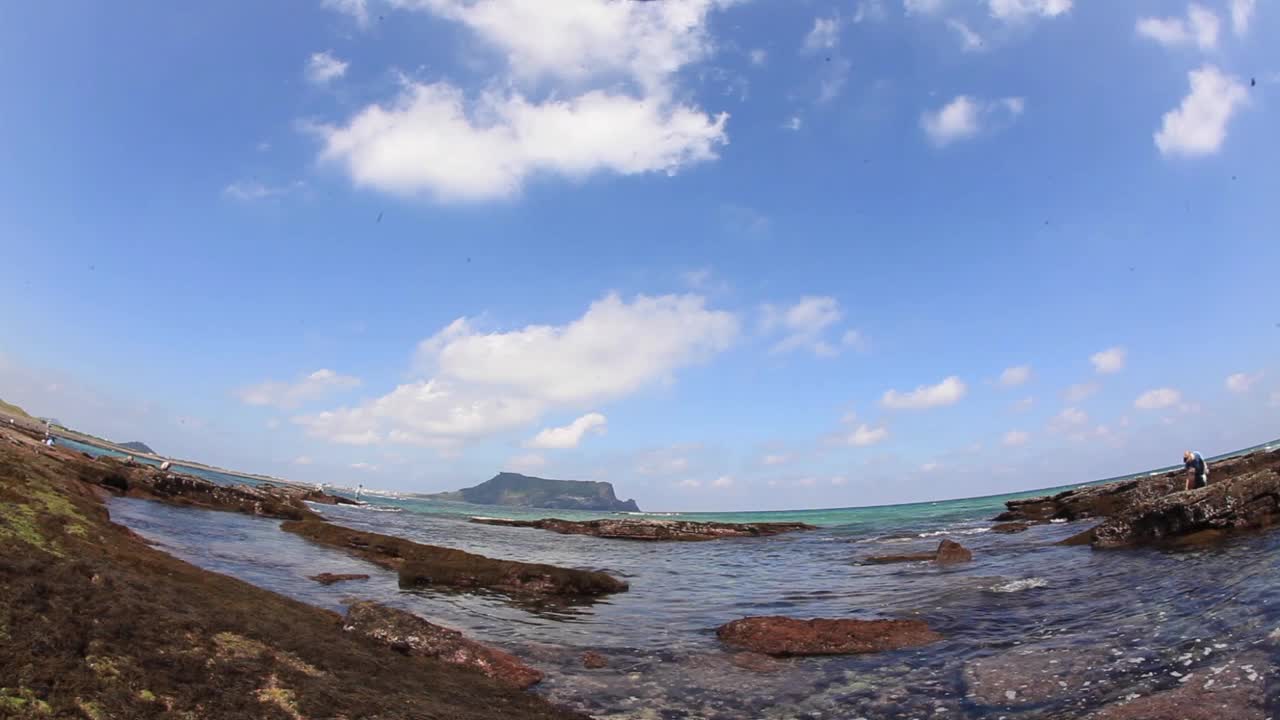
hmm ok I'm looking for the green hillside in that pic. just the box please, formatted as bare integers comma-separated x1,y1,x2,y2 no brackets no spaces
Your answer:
0,398,33,420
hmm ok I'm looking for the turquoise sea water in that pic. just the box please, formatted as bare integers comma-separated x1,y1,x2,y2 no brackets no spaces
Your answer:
97,435,1280,718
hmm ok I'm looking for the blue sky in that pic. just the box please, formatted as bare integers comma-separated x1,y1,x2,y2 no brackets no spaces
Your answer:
1,0,1277,510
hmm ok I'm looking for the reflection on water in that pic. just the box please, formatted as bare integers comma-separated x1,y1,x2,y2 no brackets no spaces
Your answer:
107,496,1280,718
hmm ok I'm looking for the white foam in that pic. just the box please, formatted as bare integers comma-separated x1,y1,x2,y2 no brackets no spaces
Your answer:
918,527,991,538
990,578,1049,593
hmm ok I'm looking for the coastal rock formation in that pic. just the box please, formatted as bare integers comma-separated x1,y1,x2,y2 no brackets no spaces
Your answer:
581,652,608,669
308,572,369,585
964,645,1109,707
426,472,640,512
281,520,628,597
1086,653,1268,720
991,521,1033,534
864,539,973,565
716,616,940,657
470,516,817,541
996,449,1280,547
344,602,544,690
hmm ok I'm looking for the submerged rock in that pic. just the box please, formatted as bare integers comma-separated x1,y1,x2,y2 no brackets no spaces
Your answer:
964,645,1108,707
282,519,627,598
716,616,940,657
470,516,816,541
581,651,608,669
1086,653,1269,720
308,572,369,585
991,521,1033,534
344,602,544,690
864,539,972,565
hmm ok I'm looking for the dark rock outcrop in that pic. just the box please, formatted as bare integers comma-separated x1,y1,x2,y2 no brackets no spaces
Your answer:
996,449,1280,547
76,462,323,522
470,516,816,541
581,651,608,669
716,616,940,657
991,521,1033,534
281,520,627,598
308,573,370,585
344,602,544,689
864,539,972,565
426,472,640,512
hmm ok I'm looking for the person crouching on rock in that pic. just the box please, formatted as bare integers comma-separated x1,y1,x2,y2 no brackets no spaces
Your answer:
1183,450,1209,491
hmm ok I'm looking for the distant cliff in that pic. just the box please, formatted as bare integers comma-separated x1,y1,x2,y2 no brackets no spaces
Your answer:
427,473,640,512
118,441,156,455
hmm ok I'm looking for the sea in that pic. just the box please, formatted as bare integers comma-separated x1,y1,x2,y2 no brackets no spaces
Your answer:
65,436,1280,718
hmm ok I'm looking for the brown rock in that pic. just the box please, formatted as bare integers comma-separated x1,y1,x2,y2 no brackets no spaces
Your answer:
282,520,627,598
344,602,544,689
1087,654,1268,720
716,616,940,657
991,521,1033,534
469,516,816,541
308,573,370,585
729,652,783,673
581,651,608,669
935,539,972,564
863,552,938,565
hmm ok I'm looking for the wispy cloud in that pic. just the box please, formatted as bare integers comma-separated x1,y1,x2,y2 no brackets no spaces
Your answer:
922,96,1024,146
882,376,967,410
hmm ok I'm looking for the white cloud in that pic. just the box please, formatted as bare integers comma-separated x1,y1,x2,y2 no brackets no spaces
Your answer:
1003,429,1031,446
749,48,767,66
1090,346,1127,374
1225,371,1263,393
904,0,945,16
638,450,691,476
298,293,736,447
783,115,803,131
317,0,735,202
507,452,547,472
1136,4,1221,50
854,0,887,23
323,0,369,27
882,376,967,410
711,475,734,489
238,369,361,409
803,16,841,53
846,423,890,447
762,454,791,466
921,462,941,472
525,412,608,449
1135,387,1183,410
817,57,852,104
921,95,1024,146
1063,382,1100,403
350,462,379,472
306,51,349,85
678,478,702,489
988,0,1072,22
760,296,859,357
223,180,303,201
1232,0,1257,35
293,456,313,465
999,365,1032,387
1050,406,1088,432
831,475,849,486
1011,396,1035,412
948,19,984,51
1155,65,1249,157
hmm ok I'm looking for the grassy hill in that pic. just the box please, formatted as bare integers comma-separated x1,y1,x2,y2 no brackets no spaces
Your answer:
0,397,33,420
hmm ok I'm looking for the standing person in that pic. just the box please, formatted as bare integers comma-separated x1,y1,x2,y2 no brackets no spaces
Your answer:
356,484,364,502
1183,450,1209,491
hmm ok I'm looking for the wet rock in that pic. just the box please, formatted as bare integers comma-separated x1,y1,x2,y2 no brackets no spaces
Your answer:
282,520,627,598
76,463,322,521
935,539,972,564
991,521,1033,534
865,539,971,565
308,573,369,586
997,449,1280,535
729,652,783,673
469,516,816,541
965,645,1108,706
344,602,543,689
581,651,608,669
1086,653,1268,720
716,616,940,657
1091,458,1280,547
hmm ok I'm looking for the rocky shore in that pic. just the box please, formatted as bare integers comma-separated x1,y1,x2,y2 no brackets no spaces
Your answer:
470,516,817,541
993,448,1280,547
0,426,585,719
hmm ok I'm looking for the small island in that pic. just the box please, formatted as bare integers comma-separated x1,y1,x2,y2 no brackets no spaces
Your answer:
424,472,641,512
